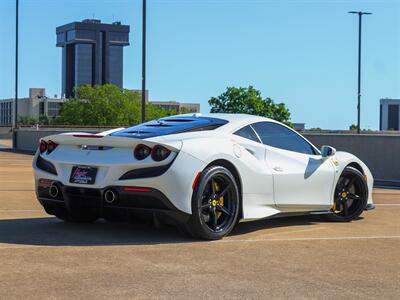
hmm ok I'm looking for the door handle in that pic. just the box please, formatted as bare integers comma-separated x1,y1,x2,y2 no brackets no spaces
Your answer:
273,166,284,172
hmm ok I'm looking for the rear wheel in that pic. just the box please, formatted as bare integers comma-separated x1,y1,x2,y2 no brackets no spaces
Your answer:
185,166,240,240
327,167,368,222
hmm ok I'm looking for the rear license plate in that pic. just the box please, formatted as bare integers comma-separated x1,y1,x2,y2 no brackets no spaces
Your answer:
70,166,98,185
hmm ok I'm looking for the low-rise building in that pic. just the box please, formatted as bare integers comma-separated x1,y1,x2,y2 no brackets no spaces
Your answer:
380,98,400,131
293,123,306,131
0,88,65,126
129,89,200,113
0,87,201,126
150,101,200,113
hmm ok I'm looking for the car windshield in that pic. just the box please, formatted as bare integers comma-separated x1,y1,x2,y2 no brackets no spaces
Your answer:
111,116,228,139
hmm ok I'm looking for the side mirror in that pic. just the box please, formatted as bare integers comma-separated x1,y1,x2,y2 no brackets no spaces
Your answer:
321,145,336,158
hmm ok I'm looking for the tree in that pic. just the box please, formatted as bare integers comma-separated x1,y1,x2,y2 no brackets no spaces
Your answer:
208,86,291,125
18,116,38,125
18,115,51,126
39,115,50,125
55,84,175,126
349,124,358,131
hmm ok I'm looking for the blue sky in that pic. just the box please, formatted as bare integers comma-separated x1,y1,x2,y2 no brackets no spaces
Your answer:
0,0,399,129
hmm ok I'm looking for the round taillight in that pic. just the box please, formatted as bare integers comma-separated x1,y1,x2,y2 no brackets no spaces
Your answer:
151,145,171,161
47,141,58,154
39,140,47,154
134,144,151,160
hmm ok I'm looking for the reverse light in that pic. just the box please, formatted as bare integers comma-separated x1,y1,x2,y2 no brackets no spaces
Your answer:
151,145,171,161
47,140,59,154
39,140,48,154
134,144,152,160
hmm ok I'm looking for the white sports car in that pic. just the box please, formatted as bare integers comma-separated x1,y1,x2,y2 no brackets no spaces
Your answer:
33,114,375,240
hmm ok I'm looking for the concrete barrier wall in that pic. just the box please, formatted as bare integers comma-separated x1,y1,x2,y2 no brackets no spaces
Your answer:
0,127,12,139
303,133,400,185
15,128,400,185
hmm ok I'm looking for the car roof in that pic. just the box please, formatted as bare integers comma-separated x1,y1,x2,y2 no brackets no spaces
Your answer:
192,113,276,132
181,113,272,122
110,113,279,139
110,114,228,139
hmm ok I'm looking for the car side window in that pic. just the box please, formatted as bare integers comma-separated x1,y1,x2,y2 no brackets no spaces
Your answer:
251,122,316,155
234,125,261,143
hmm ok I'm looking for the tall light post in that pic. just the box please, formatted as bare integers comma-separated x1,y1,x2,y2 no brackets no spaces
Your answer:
13,0,19,148
141,0,146,123
348,11,372,134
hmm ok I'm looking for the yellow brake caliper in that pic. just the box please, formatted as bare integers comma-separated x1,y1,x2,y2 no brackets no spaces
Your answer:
212,180,224,219
332,191,348,212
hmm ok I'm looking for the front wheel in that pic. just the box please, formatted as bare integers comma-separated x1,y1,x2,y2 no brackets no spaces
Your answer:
327,166,368,222
185,166,240,240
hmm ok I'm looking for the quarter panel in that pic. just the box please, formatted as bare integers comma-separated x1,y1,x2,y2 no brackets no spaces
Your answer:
180,136,276,219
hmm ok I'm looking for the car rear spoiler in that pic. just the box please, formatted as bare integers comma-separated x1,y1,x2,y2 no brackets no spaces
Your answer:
40,132,183,152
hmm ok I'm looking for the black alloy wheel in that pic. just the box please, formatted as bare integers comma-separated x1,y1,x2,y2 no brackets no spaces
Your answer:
328,166,368,222
186,166,240,240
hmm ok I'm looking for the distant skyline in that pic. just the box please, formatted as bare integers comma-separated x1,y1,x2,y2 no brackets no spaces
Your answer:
0,0,399,129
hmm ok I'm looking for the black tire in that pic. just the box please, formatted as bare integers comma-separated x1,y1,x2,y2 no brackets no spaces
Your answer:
327,166,368,222
185,166,240,240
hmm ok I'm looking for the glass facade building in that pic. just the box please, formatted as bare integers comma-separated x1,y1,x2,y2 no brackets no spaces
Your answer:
109,45,123,87
380,98,400,131
56,19,130,98
75,44,93,87
0,101,12,126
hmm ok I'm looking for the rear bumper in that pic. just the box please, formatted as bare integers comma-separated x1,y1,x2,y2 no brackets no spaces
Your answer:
33,148,206,215
36,179,190,224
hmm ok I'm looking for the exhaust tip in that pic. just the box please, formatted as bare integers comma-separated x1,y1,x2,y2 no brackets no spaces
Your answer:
49,184,59,198
104,189,118,204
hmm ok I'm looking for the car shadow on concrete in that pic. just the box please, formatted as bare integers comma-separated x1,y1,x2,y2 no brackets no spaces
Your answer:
231,214,364,236
231,214,324,236
0,217,194,246
0,214,326,247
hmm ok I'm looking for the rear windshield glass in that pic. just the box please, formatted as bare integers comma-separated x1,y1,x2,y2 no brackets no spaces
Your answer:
111,116,228,139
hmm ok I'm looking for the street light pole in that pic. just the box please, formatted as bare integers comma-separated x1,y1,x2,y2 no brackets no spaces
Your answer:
348,11,372,134
13,0,19,148
141,0,146,123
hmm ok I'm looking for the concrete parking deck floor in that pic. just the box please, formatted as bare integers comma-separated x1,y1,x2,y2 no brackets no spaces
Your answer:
0,139,12,149
0,149,399,299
